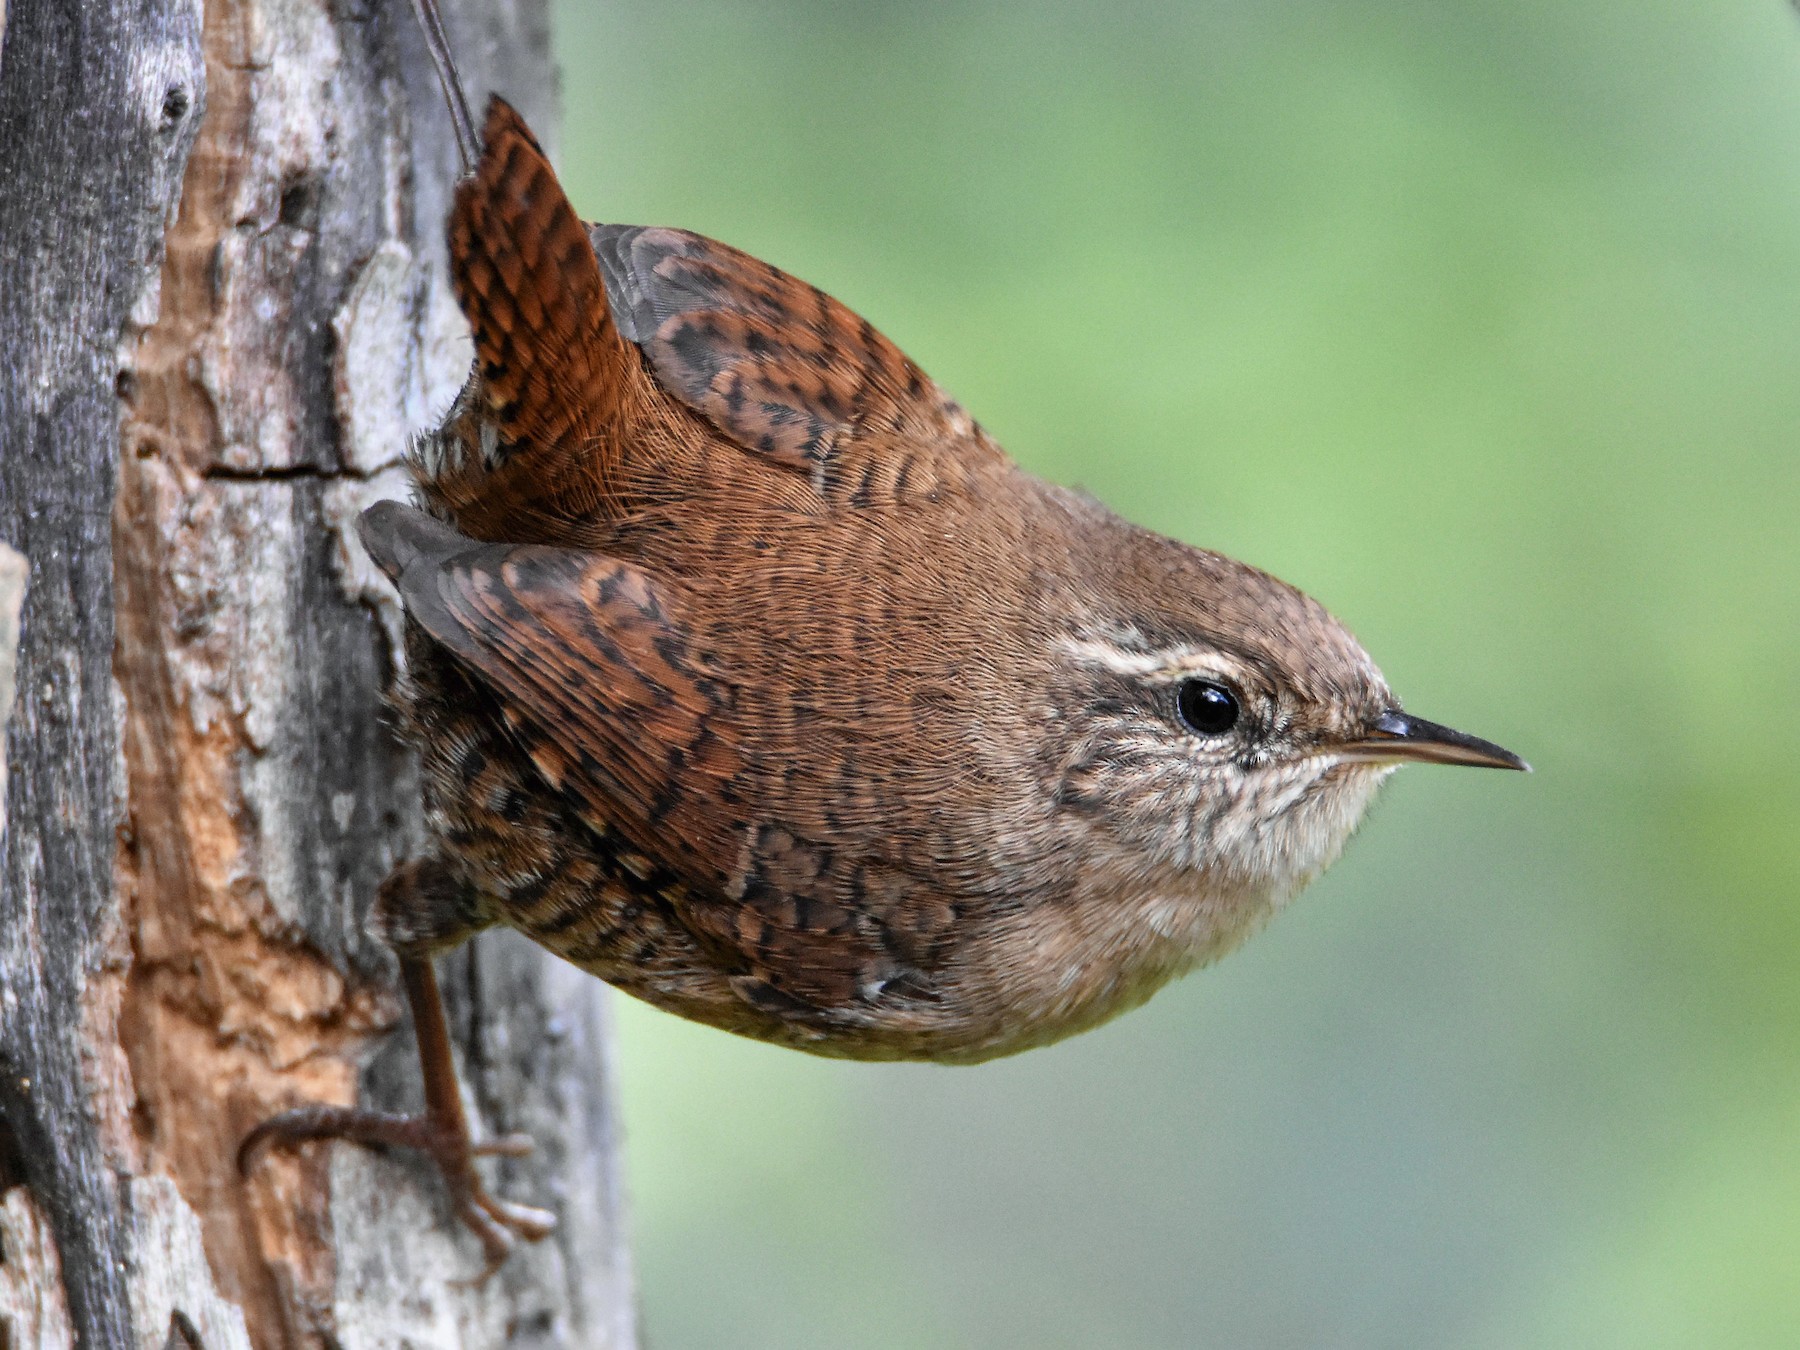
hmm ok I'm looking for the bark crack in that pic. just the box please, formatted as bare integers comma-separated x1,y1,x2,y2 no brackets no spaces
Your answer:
201,463,385,483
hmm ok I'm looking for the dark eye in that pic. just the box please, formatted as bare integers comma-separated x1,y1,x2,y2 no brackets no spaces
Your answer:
1176,679,1240,737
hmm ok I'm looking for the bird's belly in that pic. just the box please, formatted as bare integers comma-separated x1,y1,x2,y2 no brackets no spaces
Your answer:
906,878,1279,1062
526,875,1275,1066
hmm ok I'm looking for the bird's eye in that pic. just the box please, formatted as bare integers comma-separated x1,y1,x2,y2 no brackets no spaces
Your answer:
1176,679,1240,737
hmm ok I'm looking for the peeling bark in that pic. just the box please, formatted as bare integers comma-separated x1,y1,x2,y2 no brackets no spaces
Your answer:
0,1,636,1345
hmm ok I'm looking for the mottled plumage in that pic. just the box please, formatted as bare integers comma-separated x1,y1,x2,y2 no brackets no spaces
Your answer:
245,91,1523,1274
372,98,1418,1063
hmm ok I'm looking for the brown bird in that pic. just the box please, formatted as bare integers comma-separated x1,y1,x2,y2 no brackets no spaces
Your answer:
243,3,1527,1274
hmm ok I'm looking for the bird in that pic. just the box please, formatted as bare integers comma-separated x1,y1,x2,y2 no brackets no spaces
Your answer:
241,0,1527,1277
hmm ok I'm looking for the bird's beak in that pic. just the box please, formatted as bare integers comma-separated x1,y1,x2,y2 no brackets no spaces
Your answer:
1340,710,1529,771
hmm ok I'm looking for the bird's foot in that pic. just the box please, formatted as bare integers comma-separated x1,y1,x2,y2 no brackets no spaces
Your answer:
239,1104,556,1282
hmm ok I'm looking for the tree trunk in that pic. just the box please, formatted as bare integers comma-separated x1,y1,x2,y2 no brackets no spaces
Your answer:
0,1,637,1345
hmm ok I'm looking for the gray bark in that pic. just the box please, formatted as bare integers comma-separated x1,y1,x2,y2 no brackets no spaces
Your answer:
0,1,636,1345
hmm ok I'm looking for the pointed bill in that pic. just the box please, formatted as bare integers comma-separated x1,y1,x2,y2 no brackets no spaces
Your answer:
1340,710,1529,771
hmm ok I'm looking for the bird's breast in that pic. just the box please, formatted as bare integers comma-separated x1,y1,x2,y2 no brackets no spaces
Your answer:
916,866,1281,1062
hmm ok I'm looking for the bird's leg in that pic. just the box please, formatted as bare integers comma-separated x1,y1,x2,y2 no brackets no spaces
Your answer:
240,951,556,1280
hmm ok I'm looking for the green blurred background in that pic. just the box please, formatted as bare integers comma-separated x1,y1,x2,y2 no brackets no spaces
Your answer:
545,2,1800,1345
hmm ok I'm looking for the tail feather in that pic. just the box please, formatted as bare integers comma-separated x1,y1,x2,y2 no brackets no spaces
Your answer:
422,97,639,538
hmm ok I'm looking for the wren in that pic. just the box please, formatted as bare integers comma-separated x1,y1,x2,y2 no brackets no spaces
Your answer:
242,0,1527,1274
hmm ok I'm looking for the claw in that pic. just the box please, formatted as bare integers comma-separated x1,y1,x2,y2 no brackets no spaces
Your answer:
476,1189,557,1241
471,1132,536,1158
450,1197,521,1288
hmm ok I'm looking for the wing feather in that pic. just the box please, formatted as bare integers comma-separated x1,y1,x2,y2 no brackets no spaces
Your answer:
590,223,1010,503
362,502,946,1015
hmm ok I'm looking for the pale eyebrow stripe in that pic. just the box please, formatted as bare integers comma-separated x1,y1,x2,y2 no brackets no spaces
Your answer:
1054,636,1239,682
